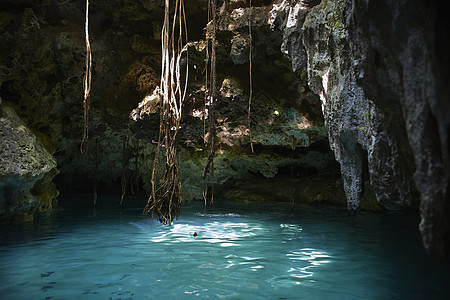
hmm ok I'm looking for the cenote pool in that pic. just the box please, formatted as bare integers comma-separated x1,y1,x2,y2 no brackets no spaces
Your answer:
1,195,449,299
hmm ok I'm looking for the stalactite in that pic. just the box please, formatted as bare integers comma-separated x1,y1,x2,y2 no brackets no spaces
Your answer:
202,0,217,206
143,0,188,225
81,0,92,154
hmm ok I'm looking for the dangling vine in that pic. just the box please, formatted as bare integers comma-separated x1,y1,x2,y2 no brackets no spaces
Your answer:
120,136,129,205
143,0,189,225
202,0,217,206
81,0,92,154
248,0,254,153
93,138,99,207
130,139,141,196
290,135,297,212
203,0,210,145
202,0,211,207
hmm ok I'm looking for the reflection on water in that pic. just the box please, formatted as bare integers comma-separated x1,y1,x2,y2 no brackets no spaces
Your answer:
0,195,449,299
151,221,262,246
269,247,332,288
287,249,331,278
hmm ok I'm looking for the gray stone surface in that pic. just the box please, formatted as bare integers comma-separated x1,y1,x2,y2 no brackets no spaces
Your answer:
2,0,448,257
0,104,58,220
273,0,448,257
349,0,450,258
0,0,335,216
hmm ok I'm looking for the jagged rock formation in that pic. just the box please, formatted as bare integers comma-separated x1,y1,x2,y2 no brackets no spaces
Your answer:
0,0,448,256
272,0,449,257
0,0,340,221
0,103,59,221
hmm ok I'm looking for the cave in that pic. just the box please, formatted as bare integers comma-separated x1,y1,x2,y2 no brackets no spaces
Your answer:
0,0,449,298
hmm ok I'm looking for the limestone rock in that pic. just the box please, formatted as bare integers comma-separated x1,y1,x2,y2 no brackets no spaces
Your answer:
0,104,58,220
349,0,450,258
0,0,338,223
299,0,420,211
0,0,335,209
269,0,321,72
130,87,161,121
289,0,450,257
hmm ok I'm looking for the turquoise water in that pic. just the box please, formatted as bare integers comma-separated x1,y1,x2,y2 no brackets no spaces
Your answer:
1,195,449,299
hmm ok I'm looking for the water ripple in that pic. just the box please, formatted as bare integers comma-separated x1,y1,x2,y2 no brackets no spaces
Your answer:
151,221,263,244
269,248,331,288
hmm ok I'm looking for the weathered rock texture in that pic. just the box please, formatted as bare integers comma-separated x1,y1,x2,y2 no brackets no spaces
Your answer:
1,0,448,257
272,0,449,257
0,0,341,221
0,103,59,221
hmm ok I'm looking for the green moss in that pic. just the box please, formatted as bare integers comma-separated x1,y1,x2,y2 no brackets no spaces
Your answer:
303,0,348,41
328,0,347,30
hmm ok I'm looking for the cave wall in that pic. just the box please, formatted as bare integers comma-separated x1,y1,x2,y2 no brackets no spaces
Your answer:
0,0,343,221
0,0,448,256
0,102,58,221
274,0,449,257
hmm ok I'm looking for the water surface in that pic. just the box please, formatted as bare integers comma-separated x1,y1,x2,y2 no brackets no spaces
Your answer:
1,194,449,299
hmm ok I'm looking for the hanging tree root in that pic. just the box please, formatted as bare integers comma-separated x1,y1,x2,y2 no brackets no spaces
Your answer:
290,135,297,211
248,0,254,153
144,130,182,225
201,0,211,206
143,0,188,225
202,150,215,180
93,138,99,207
144,118,183,224
202,0,217,206
120,136,129,205
203,0,210,144
81,0,92,154
130,139,141,195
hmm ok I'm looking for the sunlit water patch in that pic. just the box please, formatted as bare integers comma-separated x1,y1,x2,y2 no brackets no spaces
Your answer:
149,221,262,246
0,195,449,299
